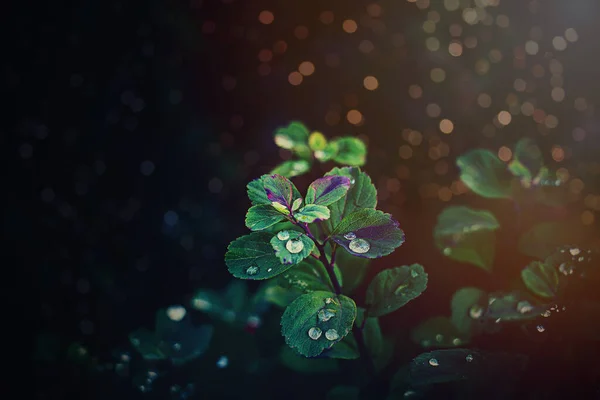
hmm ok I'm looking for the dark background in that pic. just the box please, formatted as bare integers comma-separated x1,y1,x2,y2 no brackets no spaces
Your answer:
9,0,600,398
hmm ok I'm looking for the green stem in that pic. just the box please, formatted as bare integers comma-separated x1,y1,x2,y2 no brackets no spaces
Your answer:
298,221,376,376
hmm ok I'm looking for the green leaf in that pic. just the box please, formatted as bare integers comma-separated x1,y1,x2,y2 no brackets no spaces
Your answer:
270,159,311,178
225,232,295,280
336,247,370,294
486,291,544,322
245,204,287,231
411,316,468,348
247,177,271,206
518,218,595,259
305,175,351,206
261,282,301,308
274,121,309,150
281,291,357,357
364,317,383,357
223,280,248,312
331,209,405,259
323,167,377,234
277,257,341,294
450,287,487,336
315,141,339,162
456,149,513,199
295,204,331,223
366,264,428,317
326,386,360,400
332,137,366,166
270,230,315,265
434,206,499,271
262,174,302,211
279,345,338,374
521,261,559,298
510,138,544,182
309,131,328,151
292,198,303,211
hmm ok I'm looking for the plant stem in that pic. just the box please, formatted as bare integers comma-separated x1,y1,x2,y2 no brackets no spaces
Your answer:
298,221,376,376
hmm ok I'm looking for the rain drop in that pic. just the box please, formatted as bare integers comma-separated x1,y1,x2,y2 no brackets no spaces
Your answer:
308,327,322,340
466,354,473,362
325,297,335,304
452,338,462,346
216,355,228,368
349,238,370,254
469,304,484,319
286,239,305,254
267,268,273,272
318,309,336,322
246,265,259,276
517,300,534,314
578,256,585,262
277,230,290,241
428,358,439,367
537,325,545,332
435,334,443,343
325,329,339,340
344,232,357,240
570,248,581,256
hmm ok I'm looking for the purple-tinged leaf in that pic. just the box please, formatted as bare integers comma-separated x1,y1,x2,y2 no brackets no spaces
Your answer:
305,176,351,206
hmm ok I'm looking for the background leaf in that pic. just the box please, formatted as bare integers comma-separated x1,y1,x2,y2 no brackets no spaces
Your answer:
245,204,286,231
521,261,559,298
270,160,311,178
456,149,513,199
270,230,315,265
281,291,357,357
366,264,428,317
305,175,351,206
434,206,499,271
510,138,544,181
225,232,295,280
274,121,311,160
518,218,595,259
332,137,366,166
309,131,327,151
450,287,487,336
335,247,370,294
279,345,338,374
331,209,405,259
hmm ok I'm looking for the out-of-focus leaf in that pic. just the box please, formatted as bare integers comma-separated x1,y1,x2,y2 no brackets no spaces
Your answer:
521,261,559,298
279,345,338,374
411,316,469,348
365,264,428,317
309,131,327,151
335,247,370,294
450,287,487,336
456,149,513,199
270,160,311,178
332,137,366,166
434,206,499,271
518,218,595,259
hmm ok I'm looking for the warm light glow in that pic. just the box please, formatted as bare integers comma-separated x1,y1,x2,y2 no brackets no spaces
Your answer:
288,71,303,86
439,119,454,134
497,111,512,125
343,19,358,33
363,76,379,90
298,61,315,76
346,109,363,125
258,10,274,25
498,146,512,161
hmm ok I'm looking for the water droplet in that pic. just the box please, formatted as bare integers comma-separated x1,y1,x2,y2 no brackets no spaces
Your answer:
469,304,484,319
166,305,187,321
452,338,462,346
466,354,473,362
435,334,443,342
537,325,545,332
325,297,335,304
350,178,356,185
308,327,322,340
325,329,339,340
173,342,182,351
286,239,304,254
578,256,585,262
318,308,336,322
542,310,551,317
267,268,273,272
410,269,419,278
517,300,534,314
344,232,357,240
277,230,290,241
428,358,439,367
246,265,259,275
216,355,229,368
570,248,581,256
349,238,370,254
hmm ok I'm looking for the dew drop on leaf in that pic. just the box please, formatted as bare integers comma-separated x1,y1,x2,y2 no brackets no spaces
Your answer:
325,297,335,304
286,239,305,254
325,329,339,341
308,327,322,340
349,238,370,254
517,300,533,314
428,358,439,367
318,308,336,322
570,248,581,256
411,269,419,278
277,230,290,240
435,334,443,343
537,325,545,332
466,354,473,362
344,232,357,240
469,304,484,319
246,265,259,276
